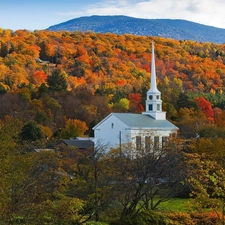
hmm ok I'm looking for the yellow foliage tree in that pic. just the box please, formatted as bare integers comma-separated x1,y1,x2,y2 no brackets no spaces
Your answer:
60,119,88,139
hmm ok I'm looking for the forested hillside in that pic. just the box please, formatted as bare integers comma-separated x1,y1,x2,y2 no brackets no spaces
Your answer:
2,29,225,224
0,28,225,136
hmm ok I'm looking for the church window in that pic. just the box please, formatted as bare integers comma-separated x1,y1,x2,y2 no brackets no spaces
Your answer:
149,104,153,111
145,136,151,152
111,123,114,128
149,95,153,100
136,136,141,150
154,136,159,150
156,95,160,100
157,104,160,111
162,136,167,148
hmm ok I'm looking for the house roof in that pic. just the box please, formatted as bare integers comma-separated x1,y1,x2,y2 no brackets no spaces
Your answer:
59,139,94,149
94,113,178,130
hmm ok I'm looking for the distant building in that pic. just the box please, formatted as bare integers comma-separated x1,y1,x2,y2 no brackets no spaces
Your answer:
57,138,94,150
56,138,94,156
93,41,178,155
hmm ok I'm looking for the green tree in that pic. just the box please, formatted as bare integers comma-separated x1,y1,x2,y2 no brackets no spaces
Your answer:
176,92,198,110
34,195,85,225
111,98,129,112
20,121,44,141
0,150,73,225
47,69,68,92
37,83,48,97
198,124,225,138
186,153,225,224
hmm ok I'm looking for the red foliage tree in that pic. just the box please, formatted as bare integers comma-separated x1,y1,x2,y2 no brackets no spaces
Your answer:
128,93,144,113
115,80,126,86
195,97,214,122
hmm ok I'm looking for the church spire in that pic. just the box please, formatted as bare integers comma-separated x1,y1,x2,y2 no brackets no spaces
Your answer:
149,41,160,94
142,41,166,120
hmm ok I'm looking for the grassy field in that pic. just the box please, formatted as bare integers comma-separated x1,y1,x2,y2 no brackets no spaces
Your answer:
157,198,194,212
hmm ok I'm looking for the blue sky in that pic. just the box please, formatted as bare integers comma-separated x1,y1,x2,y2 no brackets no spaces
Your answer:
1,0,225,31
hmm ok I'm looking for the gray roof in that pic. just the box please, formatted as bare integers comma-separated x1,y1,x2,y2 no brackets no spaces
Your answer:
61,139,94,149
112,113,178,130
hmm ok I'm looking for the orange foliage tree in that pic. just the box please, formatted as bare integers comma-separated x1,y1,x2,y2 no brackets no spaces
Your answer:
31,71,47,86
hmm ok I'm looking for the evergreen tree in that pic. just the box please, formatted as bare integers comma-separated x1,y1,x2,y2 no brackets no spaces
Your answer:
47,69,67,92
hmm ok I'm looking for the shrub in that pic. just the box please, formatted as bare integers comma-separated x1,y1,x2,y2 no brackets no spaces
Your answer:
191,211,221,225
166,212,194,225
86,222,109,225
166,211,222,225
115,210,169,225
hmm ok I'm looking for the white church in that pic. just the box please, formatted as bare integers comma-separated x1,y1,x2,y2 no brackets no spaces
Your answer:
93,41,178,154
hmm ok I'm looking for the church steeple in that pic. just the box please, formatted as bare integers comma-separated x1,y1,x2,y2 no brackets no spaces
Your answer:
149,41,160,94
142,41,166,120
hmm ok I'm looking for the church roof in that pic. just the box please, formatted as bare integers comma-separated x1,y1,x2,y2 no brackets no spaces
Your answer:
112,113,178,130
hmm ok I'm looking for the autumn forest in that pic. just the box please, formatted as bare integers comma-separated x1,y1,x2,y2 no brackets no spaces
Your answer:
1,28,225,224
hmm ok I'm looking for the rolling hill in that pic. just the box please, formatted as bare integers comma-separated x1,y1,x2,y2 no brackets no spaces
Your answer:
47,15,225,44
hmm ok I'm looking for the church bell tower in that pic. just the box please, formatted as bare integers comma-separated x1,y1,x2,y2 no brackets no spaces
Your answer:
142,41,166,120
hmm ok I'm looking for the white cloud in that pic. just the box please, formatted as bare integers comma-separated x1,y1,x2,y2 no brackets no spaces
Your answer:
57,0,225,29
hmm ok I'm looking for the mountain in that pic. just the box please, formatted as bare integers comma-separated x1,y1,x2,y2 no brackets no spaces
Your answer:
47,15,225,44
